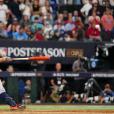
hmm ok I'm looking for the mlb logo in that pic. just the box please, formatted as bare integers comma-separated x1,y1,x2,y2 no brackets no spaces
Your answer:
0,47,8,57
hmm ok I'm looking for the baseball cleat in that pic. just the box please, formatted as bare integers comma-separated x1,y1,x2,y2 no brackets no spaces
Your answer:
10,106,18,110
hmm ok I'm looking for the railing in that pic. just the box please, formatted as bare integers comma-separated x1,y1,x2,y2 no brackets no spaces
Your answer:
1,71,114,78
1,71,114,104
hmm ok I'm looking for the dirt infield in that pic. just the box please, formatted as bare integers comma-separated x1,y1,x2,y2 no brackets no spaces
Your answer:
1,110,114,114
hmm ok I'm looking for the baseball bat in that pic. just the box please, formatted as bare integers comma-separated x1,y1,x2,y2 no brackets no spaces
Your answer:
12,56,50,61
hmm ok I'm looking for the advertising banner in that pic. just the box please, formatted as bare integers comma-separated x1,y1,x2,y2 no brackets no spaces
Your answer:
0,40,97,63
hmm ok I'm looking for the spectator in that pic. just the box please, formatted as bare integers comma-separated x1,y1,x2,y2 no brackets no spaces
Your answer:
72,55,87,72
7,17,20,33
61,30,79,42
69,30,79,41
32,0,40,16
40,0,52,18
24,79,32,104
13,26,28,40
43,12,54,25
31,16,43,33
60,33,71,41
0,22,8,38
109,0,114,7
19,0,32,19
75,18,85,40
81,0,92,17
49,0,58,18
85,21,101,41
25,26,33,40
67,13,73,23
72,10,79,22
89,2,103,17
55,62,62,72
100,83,114,104
7,21,19,38
49,79,59,103
0,0,113,43
54,21,65,34
64,13,76,32
43,21,53,40
20,15,31,27
64,22,75,32
34,29,44,41
103,0,111,8
52,30,61,41
54,62,64,88
63,10,68,22
25,79,32,93
8,0,22,21
101,8,114,41
58,79,70,95
19,0,26,13
6,65,14,73
88,11,100,26
0,0,10,24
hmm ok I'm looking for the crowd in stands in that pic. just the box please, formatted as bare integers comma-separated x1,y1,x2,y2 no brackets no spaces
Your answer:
0,0,114,42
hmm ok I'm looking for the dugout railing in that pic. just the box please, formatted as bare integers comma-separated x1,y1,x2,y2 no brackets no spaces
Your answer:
0,71,114,104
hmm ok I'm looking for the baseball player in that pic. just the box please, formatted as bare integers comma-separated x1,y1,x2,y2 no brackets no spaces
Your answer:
0,54,25,110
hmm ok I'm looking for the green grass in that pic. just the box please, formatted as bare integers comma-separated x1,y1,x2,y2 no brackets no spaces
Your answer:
27,105,114,111
0,105,114,111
